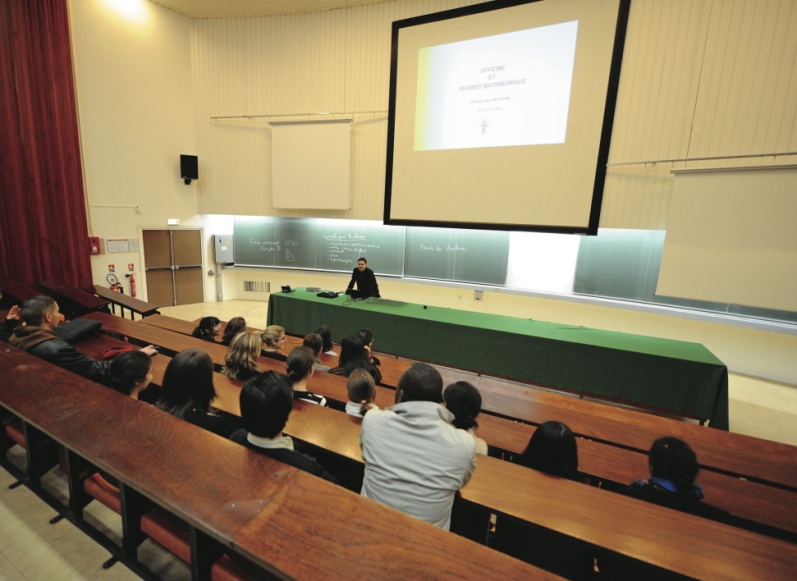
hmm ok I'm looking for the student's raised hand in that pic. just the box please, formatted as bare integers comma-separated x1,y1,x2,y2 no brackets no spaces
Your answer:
7,305,21,321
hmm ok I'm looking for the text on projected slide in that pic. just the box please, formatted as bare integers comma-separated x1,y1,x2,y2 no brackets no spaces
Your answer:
414,21,578,151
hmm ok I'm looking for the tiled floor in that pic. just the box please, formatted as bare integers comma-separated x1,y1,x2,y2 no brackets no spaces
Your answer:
1,299,795,580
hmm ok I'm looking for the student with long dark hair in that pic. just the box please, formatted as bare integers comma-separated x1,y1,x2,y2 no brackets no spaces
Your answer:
221,316,247,346
108,350,153,399
518,420,579,480
315,324,335,356
156,348,239,437
494,420,593,580
191,316,221,342
328,335,382,384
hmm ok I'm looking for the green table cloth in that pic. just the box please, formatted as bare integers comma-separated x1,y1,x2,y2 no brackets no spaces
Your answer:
268,290,729,429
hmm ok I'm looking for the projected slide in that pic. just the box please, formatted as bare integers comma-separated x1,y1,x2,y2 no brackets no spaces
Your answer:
414,21,578,151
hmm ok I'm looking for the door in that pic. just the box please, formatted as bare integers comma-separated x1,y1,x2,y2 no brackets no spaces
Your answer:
143,229,204,306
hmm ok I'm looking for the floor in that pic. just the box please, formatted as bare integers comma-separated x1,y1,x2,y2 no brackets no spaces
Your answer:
1,299,795,580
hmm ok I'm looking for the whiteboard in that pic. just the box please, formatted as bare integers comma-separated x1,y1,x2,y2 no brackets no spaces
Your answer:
657,167,797,312
270,120,351,210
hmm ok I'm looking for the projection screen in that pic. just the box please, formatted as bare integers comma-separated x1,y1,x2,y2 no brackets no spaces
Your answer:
384,0,629,234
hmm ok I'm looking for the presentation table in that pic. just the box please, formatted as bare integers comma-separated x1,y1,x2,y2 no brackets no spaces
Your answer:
268,290,730,429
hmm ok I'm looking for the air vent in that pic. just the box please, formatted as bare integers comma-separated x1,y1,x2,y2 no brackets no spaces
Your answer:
244,281,269,293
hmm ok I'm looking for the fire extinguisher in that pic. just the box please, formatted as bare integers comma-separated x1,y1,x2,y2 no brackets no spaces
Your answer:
106,273,120,293
126,272,137,297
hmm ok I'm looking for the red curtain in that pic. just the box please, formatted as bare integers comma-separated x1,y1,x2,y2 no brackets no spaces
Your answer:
0,0,93,291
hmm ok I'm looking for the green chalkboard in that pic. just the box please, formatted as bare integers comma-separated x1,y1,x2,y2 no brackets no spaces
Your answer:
233,216,278,267
234,217,404,275
233,217,508,284
404,228,509,285
315,222,405,274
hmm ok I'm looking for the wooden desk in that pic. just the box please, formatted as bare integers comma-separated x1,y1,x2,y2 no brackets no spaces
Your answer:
240,396,797,580
0,347,547,580
93,285,159,320
37,280,109,316
77,314,797,537
140,313,199,335
476,376,797,490
231,467,553,581
0,282,39,305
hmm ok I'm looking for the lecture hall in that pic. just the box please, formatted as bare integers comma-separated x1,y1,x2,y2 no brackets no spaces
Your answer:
1,0,796,579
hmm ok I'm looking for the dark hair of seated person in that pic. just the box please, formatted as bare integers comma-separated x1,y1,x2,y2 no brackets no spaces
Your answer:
494,420,592,580
221,316,247,346
396,362,442,403
302,332,323,357
239,371,294,438
315,324,333,353
108,351,152,397
156,348,217,418
191,316,220,342
286,346,314,385
518,420,579,480
330,335,382,383
443,381,482,431
647,436,702,498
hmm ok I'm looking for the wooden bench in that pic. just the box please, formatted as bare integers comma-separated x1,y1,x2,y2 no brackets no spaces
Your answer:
0,345,546,581
93,285,160,320
78,312,797,538
37,279,109,318
204,387,797,580
0,281,39,306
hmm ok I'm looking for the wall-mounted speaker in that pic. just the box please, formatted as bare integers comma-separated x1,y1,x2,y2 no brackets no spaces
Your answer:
180,154,198,185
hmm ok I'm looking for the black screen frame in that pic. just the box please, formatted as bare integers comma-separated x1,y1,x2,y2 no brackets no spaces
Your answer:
383,0,631,235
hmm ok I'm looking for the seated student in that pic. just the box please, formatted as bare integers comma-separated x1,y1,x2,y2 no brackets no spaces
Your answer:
221,316,247,347
221,331,262,381
108,351,153,399
356,328,381,367
156,347,240,438
191,316,221,342
493,420,594,580
315,324,336,356
328,336,382,385
443,381,488,455
261,325,287,362
286,346,327,406
10,295,155,382
302,332,330,372
517,420,579,478
345,369,378,417
360,363,476,530
229,371,335,482
617,436,731,522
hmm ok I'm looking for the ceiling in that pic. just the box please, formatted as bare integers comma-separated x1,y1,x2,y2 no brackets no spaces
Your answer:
149,0,393,19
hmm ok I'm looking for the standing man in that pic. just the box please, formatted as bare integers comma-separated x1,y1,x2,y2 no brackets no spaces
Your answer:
360,362,477,530
346,257,380,298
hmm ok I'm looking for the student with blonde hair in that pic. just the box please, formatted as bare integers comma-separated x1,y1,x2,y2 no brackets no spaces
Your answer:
222,331,263,381
261,324,287,361
345,369,378,417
